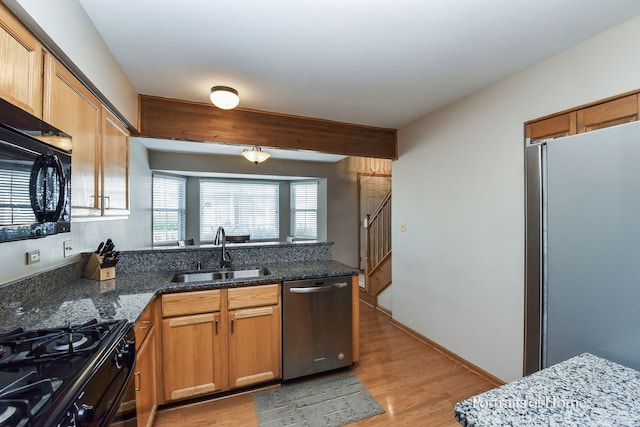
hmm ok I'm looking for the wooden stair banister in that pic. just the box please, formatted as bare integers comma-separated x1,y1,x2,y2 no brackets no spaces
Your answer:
364,191,392,296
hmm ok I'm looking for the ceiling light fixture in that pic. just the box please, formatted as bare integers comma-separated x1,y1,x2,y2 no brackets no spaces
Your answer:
210,86,239,109
242,146,271,164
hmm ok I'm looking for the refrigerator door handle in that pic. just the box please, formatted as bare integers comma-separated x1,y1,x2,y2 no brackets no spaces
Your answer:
288,282,348,293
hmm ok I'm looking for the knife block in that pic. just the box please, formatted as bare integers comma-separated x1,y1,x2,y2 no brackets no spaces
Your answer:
83,253,116,281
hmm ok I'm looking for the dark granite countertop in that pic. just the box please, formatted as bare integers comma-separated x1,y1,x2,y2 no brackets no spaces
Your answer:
454,353,640,426
0,260,358,332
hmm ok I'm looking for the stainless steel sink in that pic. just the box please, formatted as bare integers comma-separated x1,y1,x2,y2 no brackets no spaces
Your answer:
171,267,270,283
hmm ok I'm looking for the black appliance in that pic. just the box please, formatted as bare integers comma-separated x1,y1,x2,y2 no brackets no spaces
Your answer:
0,97,71,243
0,319,136,427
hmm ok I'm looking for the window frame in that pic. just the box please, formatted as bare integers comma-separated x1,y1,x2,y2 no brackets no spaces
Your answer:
290,180,318,240
199,178,280,242
152,174,186,246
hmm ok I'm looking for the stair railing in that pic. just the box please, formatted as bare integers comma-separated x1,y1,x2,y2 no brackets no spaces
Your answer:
364,191,391,292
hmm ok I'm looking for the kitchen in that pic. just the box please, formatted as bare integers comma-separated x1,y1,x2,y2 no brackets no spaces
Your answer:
2,0,640,426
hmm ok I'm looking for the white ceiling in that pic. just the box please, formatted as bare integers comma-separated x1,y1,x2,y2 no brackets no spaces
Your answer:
79,0,640,160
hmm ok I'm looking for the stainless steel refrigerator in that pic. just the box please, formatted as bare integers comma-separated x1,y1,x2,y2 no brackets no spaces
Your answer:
524,120,640,373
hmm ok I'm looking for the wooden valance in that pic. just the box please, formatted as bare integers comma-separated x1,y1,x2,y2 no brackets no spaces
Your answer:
135,95,398,160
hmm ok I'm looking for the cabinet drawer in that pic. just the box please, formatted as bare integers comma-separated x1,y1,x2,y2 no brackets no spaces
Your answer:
228,284,280,310
162,290,221,317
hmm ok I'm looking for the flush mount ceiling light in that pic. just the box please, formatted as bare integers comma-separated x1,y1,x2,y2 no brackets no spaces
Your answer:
210,86,239,109
242,146,271,164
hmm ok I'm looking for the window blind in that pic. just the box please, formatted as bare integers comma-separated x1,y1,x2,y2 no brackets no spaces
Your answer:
0,166,35,225
152,175,186,244
290,181,318,239
200,179,279,241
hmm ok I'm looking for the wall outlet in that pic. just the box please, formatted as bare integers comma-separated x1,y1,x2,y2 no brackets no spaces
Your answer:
400,222,407,232
64,240,73,258
27,250,40,265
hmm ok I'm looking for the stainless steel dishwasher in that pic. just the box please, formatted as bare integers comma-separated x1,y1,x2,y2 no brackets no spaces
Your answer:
282,275,353,380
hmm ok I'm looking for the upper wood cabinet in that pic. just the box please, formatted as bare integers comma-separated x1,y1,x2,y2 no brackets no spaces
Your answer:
526,112,576,140
526,91,640,140
43,55,130,219
44,55,102,216
576,94,640,133
101,108,130,216
0,4,43,117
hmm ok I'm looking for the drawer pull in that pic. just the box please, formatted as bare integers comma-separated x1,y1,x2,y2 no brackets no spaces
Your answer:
138,320,152,330
134,371,141,391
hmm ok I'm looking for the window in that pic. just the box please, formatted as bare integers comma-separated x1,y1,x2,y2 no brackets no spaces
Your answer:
290,181,318,239
200,179,279,241
0,166,34,225
152,175,186,245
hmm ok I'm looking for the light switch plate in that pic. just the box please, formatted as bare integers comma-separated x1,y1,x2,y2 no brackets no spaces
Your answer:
63,240,73,258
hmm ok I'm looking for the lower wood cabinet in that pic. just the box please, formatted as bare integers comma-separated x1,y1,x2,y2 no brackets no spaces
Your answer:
161,311,225,401
159,284,281,403
135,325,157,427
134,299,158,427
228,285,281,388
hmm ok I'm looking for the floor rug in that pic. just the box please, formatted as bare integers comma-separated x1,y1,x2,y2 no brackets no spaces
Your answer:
253,372,384,427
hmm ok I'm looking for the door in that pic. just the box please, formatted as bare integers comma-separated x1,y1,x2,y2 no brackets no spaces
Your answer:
542,120,640,370
358,174,391,270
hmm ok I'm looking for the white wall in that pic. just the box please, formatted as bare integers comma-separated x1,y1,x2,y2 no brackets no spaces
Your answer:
392,16,640,382
0,139,152,285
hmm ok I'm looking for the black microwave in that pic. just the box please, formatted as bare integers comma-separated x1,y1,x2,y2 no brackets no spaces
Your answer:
0,98,72,243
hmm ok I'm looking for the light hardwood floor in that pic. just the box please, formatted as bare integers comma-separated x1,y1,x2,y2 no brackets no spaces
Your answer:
153,300,498,426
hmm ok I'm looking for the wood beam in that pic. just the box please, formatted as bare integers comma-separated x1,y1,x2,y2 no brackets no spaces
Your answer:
135,95,397,160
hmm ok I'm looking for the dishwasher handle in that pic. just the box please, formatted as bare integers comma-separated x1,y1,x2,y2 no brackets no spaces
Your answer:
288,281,349,294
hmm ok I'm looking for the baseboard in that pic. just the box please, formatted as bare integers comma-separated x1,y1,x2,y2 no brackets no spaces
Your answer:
358,288,376,307
385,317,505,387
375,304,391,317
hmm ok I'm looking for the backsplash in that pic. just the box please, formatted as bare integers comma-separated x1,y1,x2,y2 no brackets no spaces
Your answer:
0,241,335,323
114,241,334,273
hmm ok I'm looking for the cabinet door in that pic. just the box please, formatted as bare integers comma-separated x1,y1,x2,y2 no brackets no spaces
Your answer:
228,305,281,388
162,312,224,401
135,325,157,427
43,55,101,216
576,94,639,133
0,5,43,117
101,108,130,216
526,112,576,140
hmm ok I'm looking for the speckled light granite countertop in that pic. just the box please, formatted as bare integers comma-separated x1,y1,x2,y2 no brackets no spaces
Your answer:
454,353,640,426
0,259,358,333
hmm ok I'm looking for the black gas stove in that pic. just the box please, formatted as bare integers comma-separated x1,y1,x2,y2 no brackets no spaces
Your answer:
0,319,135,427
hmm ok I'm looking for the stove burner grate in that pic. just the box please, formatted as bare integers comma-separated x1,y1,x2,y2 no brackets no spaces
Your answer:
0,405,17,424
0,319,116,366
50,333,89,352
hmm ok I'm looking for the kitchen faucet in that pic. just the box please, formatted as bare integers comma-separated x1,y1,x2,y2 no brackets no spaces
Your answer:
214,226,231,269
